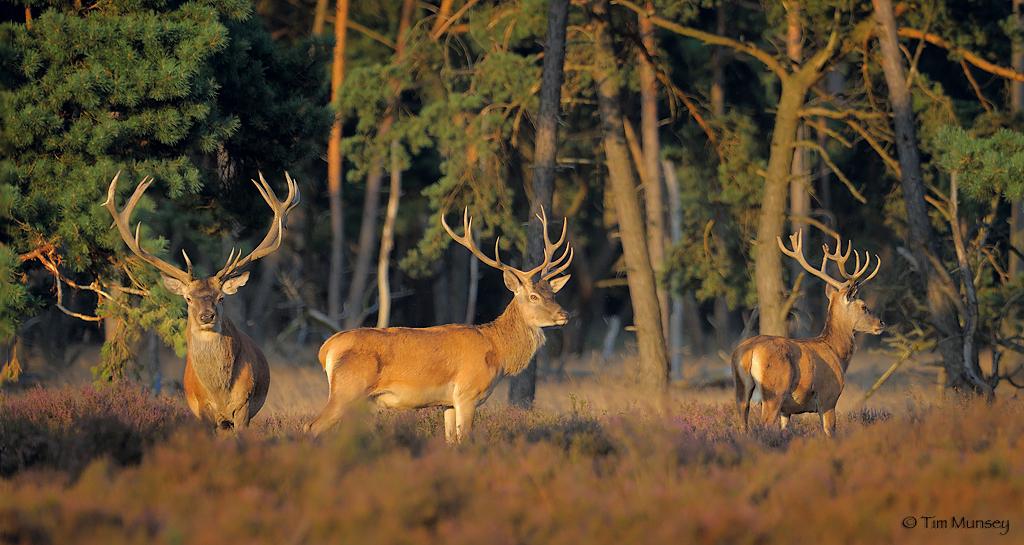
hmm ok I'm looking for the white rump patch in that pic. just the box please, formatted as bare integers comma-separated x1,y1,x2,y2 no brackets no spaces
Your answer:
324,350,335,389
749,350,764,403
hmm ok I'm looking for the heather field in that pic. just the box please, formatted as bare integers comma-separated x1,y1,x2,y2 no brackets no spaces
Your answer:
1,361,1021,545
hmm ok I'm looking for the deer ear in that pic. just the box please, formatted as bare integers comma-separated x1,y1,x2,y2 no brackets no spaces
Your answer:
502,270,523,293
221,271,250,295
825,284,838,301
162,275,188,296
548,275,570,293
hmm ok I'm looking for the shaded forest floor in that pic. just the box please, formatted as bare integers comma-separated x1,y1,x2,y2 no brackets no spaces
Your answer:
1,345,1022,544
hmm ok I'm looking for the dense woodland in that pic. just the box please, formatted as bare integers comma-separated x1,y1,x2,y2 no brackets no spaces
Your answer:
2,0,1024,404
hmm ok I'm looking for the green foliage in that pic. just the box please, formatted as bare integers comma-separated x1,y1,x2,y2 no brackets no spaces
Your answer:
331,3,546,278
0,246,26,343
666,115,762,308
0,0,327,380
933,126,1024,201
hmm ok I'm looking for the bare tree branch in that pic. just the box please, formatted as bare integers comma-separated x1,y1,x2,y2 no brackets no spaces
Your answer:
898,27,1024,82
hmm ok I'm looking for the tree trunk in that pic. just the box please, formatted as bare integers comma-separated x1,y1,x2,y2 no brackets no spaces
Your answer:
710,2,726,117
872,0,970,390
592,0,668,389
372,0,415,327
312,0,328,35
346,0,413,327
464,231,480,324
248,251,282,338
710,5,728,346
638,2,669,338
508,0,569,407
786,1,811,336
343,145,388,328
1012,0,1024,276
376,141,401,328
662,159,686,373
755,77,806,336
327,0,350,320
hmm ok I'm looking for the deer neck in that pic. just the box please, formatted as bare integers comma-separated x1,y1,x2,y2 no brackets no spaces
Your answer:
186,316,238,392
479,301,545,376
818,304,856,371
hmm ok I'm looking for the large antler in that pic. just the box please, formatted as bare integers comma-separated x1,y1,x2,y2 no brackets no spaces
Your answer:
216,172,300,280
441,208,508,272
521,208,573,282
777,229,880,292
441,207,573,284
102,172,193,283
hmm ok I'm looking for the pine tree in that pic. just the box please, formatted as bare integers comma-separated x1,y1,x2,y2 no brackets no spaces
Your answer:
0,0,327,381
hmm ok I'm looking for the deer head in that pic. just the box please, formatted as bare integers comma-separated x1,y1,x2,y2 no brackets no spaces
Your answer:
778,229,884,335
103,172,300,333
442,208,573,328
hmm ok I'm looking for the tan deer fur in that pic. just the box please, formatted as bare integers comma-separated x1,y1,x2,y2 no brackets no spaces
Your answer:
732,230,883,437
103,172,298,431
305,208,573,441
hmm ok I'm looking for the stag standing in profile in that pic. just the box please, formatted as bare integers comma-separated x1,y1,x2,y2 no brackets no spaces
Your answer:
732,229,884,437
103,172,299,431
305,208,573,442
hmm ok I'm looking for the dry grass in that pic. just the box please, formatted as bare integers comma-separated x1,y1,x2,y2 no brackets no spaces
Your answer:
1,373,1021,545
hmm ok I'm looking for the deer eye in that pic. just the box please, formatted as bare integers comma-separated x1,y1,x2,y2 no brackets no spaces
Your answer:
185,296,192,303
529,293,540,302
217,295,224,303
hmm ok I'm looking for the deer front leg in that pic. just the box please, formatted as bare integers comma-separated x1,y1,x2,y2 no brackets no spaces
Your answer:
820,408,837,438
452,397,477,443
443,408,457,444
231,402,253,430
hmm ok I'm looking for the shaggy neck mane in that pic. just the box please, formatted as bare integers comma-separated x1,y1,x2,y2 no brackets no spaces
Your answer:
817,299,856,370
187,316,237,392
480,301,544,376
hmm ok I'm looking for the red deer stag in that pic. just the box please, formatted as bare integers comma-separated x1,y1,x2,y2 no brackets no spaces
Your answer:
305,208,573,441
103,172,299,431
731,229,883,437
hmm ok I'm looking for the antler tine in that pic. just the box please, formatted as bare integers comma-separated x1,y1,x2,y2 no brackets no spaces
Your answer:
182,250,194,277
284,171,301,211
849,252,882,295
543,246,574,281
441,207,506,272
862,254,881,283
777,230,845,289
102,172,192,282
217,172,300,280
522,209,570,280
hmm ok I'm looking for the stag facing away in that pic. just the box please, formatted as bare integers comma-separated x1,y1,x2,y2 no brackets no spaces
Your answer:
305,208,573,442
103,172,299,431
732,229,884,437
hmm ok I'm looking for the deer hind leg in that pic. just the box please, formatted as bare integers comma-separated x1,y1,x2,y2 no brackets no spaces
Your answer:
305,353,373,436
820,408,837,438
732,358,754,432
759,389,784,429
779,414,790,431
